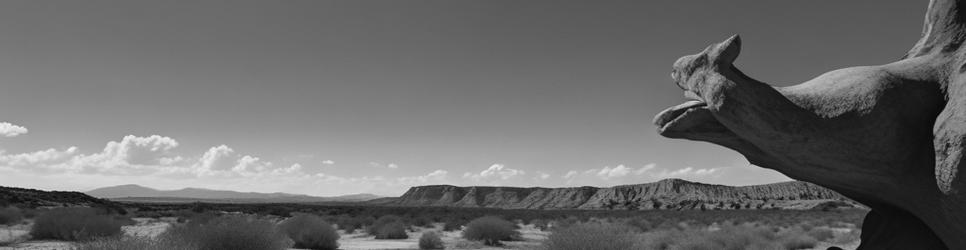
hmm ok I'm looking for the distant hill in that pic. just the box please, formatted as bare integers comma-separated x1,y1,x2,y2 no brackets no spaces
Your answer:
382,179,862,210
86,184,381,203
0,185,123,211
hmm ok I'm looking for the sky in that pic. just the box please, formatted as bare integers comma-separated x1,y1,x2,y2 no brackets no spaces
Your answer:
0,0,927,196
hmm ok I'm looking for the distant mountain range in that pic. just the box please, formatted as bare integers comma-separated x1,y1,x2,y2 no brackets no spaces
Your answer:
375,179,862,210
85,184,381,203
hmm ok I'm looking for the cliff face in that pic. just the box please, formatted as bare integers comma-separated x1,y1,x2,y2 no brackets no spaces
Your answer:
392,179,859,210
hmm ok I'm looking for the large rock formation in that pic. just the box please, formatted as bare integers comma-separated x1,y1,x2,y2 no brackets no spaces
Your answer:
390,179,858,210
654,1,966,249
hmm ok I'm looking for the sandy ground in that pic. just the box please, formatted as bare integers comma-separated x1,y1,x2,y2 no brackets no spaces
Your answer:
0,218,171,250
333,223,547,250
0,218,858,250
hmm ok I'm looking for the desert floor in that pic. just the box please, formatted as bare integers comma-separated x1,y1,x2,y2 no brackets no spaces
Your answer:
0,217,859,250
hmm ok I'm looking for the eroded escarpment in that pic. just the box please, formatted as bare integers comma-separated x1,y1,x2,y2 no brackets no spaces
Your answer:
390,179,858,210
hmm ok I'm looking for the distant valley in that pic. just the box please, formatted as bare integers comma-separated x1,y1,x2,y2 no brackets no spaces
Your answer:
85,184,381,204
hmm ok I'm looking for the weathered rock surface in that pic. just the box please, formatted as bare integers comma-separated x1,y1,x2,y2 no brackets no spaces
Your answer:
654,1,966,249
390,179,859,210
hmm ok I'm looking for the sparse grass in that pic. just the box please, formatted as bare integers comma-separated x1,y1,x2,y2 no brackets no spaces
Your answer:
375,221,409,239
74,235,197,250
463,216,519,246
0,207,23,225
163,214,292,250
419,231,445,249
279,213,339,250
29,207,129,241
543,222,638,250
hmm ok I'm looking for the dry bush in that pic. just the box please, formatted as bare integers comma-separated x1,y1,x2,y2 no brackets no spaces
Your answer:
530,219,549,231
632,222,820,250
368,215,409,239
376,221,409,239
462,216,519,246
163,214,292,250
74,236,197,250
542,222,638,250
279,213,339,250
0,207,23,225
443,218,465,231
29,207,129,241
419,231,445,249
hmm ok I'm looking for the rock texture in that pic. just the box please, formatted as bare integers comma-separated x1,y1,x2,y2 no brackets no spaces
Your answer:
654,1,966,249
0,185,122,212
390,179,858,210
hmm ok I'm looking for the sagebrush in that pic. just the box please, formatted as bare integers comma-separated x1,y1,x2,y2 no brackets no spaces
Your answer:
279,213,340,250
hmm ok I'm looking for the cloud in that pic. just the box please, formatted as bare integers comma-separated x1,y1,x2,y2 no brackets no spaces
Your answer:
369,162,400,169
596,165,632,179
397,169,448,185
191,145,276,177
563,170,578,179
322,160,335,165
0,122,28,137
0,134,299,178
465,164,525,181
634,163,656,175
537,172,551,180
67,135,182,175
0,147,78,169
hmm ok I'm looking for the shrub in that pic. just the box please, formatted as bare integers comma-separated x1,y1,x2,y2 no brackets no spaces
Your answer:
278,214,339,250
30,207,127,241
443,218,464,231
0,207,23,225
623,217,653,232
368,215,409,239
413,216,432,227
530,219,549,230
376,221,409,239
419,231,445,249
462,216,518,246
164,214,292,250
74,236,196,250
543,222,637,250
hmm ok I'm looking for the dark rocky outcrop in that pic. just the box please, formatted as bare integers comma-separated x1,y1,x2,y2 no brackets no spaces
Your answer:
654,0,966,248
0,185,123,212
390,179,859,210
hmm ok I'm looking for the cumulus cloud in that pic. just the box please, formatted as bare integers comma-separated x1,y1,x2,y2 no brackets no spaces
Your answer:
537,172,551,180
0,147,78,169
563,170,578,179
0,134,299,178
561,163,722,186
397,169,448,185
464,164,525,181
191,145,276,177
322,160,335,165
634,163,656,175
63,135,184,175
0,122,28,137
596,165,633,179
387,163,399,169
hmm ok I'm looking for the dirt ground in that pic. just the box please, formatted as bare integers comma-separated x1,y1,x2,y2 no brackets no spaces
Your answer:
332,223,547,250
0,218,857,250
